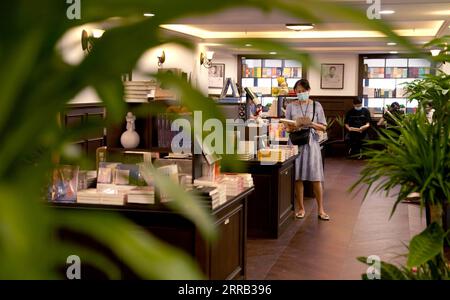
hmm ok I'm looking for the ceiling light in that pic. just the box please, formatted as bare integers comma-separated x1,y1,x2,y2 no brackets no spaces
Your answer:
144,13,155,17
390,51,398,54
429,10,450,16
286,23,314,31
387,42,397,46
245,44,252,47
380,10,395,15
269,52,277,55
430,49,441,56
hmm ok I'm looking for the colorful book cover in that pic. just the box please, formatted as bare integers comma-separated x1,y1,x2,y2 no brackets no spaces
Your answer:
256,67,262,78
49,165,79,203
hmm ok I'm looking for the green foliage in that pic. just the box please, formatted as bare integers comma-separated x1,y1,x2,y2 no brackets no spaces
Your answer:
334,115,345,128
354,54,450,280
351,72,450,217
407,222,448,268
326,117,336,130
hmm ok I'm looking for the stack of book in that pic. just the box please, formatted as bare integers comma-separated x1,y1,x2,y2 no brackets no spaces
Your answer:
237,141,255,161
77,188,126,206
194,186,221,210
179,174,193,191
194,178,227,206
238,174,253,188
237,153,254,161
126,186,155,205
270,145,298,158
219,175,244,197
257,149,285,162
123,81,155,102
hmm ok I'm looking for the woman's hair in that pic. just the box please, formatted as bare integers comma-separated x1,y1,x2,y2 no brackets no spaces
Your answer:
353,98,363,105
293,79,311,91
390,102,400,111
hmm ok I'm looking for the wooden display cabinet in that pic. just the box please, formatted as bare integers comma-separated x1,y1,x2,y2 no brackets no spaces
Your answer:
52,187,253,279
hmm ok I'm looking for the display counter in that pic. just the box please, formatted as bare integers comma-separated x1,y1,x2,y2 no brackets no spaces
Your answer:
229,155,298,239
51,187,254,280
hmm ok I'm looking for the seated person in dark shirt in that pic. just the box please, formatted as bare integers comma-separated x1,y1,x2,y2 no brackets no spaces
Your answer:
377,102,404,135
344,98,371,157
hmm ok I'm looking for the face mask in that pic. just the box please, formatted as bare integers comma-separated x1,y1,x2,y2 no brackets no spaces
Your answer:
354,106,363,111
297,92,309,101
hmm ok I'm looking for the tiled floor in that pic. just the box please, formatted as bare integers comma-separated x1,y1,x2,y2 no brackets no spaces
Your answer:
246,157,427,280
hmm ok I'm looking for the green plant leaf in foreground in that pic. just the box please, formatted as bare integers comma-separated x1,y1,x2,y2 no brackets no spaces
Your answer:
407,222,446,268
56,211,204,279
0,0,426,279
140,162,217,242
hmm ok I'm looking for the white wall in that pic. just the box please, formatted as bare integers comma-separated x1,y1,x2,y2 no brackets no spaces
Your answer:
58,26,210,103
134,43,209,96
308,54,359,96
57,25,102,104
208,53,238,95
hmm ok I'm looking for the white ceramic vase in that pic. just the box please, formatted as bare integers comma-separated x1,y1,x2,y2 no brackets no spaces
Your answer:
120,129,140,149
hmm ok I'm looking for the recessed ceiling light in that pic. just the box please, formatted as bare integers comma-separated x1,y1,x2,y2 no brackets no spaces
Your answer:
390,51,398,54
269,52,277,55
387,42,397,46
245,44,252,47
380,10,395,15
144,13,155,17
286,23,314,31
429,10,450,16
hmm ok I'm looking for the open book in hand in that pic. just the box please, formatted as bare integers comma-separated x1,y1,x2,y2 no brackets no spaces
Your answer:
279,119,296,125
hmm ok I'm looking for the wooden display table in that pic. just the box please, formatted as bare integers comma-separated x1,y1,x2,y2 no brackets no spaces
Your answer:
237,155,298,239
51,187,254,280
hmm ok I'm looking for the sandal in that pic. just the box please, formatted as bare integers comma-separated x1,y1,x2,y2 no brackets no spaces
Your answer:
318,213,330,221
295,211,305,219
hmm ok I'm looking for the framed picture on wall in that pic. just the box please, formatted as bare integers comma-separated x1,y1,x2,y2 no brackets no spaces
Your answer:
208,63,225,88
321,64,344,89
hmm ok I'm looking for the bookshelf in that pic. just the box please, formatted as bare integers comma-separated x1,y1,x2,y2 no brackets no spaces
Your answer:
237,56,307,111
359,54,434,116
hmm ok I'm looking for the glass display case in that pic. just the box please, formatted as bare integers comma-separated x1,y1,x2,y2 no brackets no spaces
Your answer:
360,55,432,117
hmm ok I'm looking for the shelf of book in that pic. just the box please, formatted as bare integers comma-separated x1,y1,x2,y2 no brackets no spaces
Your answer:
239,57,304,105
359,55,434,113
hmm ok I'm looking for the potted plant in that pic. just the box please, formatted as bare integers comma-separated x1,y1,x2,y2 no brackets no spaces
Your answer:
352,69,450,279
353,71,449,227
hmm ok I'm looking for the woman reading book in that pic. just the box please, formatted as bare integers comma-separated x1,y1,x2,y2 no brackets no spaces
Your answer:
284,79,330,221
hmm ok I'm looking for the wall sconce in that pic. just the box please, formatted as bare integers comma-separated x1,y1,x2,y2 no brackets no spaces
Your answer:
157,50,166,67
81,29,105,53
430,49,441,57
200,51,214,68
